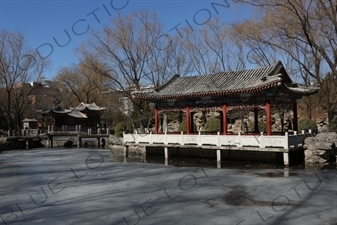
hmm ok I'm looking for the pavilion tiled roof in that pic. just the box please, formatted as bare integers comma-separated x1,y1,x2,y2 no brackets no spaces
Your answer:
22,118,38,122
73,102,106,111
37,106,71,114
68,111,88,119
133,61,319,100
37,103,105,117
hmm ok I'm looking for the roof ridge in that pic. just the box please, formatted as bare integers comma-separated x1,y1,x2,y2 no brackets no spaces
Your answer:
198,63,277,77
155,74,180,92
267,61,283,76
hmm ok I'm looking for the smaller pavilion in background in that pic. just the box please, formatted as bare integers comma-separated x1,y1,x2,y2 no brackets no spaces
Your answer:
37,102,105,131
22,118,38,129
124,61,319,166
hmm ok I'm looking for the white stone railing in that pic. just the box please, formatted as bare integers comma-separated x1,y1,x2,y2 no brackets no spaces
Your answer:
123,130,312,150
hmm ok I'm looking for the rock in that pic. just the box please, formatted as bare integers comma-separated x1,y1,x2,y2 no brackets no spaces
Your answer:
304,132,337,164
193,112,206,131
304,148,334,164
304,132,337,148
304,136,318,144
232,120,244,133
248,112,255,122
305,155,328,164
318,124,329,133
159,108,328,135
315,132,337,144
304,149,329,157
168,120,180,132
108,135,122,145
304,142,335,151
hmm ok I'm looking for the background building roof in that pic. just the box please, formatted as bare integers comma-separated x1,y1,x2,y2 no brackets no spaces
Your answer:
74,102,106,111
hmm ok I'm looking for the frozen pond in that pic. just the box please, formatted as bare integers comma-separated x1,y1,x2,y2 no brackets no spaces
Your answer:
0,147,336,225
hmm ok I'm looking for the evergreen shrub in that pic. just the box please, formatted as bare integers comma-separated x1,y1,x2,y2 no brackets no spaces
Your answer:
204,118,221,133
249,121,266,132
115,121,133,137
298,118,317,132
328,118,337,132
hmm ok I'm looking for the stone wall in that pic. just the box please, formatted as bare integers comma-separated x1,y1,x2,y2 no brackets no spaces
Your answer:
303,132,337,164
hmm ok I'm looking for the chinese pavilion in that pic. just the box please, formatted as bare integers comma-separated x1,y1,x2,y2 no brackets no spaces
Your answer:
133,61,318,136
38,103,105,129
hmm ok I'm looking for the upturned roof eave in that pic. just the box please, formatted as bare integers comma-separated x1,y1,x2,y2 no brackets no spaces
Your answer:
280,83,319,95
72,108,106,111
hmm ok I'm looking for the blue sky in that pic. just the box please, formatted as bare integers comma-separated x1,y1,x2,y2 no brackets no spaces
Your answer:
0,0,252,80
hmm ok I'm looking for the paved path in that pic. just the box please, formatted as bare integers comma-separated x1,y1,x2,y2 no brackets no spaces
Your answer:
0,148,336,225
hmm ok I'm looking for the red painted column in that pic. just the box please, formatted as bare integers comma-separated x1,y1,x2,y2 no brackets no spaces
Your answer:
254,107,259,133
222,104,228,135
154,107,159,134
191,112,195,133
293,99,298,132
186,106,191,134
265,101,272,135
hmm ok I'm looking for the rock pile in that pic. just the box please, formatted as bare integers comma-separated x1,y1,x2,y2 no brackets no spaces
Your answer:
176,110,295,133
304,132,337,163
166,110,327,134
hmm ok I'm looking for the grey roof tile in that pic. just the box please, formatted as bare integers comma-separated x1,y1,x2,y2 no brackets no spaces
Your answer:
68,111,88,119
74,102,106,111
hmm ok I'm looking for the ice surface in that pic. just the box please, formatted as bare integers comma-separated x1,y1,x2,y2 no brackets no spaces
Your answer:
0,148,336,225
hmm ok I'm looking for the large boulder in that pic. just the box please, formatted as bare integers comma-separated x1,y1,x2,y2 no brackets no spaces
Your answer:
304,149,333,163
315,132,337,145
304,139,335,150
108,135,122,145
304,132,337,164
193,112,206,131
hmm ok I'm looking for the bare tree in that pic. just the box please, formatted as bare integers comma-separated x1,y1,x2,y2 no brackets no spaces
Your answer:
54,59,108,105
22,80,62,120
179,17,246,74
78,10,191,132
145,35,193,85
0,30,49,133
233,0,337,120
